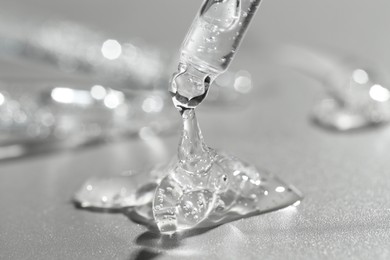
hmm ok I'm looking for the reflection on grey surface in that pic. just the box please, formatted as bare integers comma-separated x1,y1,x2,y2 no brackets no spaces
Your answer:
277,45,390,131
1,0,390,259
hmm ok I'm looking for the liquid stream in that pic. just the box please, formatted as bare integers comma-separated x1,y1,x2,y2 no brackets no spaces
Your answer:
74,0,302,234
152,109,301,234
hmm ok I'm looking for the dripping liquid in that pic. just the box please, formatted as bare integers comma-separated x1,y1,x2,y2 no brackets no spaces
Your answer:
73,0,302,235
152,105,302,234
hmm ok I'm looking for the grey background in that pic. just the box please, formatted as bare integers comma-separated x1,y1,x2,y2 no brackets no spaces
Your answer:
1,1,390,259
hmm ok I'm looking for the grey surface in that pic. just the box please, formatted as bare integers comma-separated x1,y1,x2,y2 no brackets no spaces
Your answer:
1,1,390,259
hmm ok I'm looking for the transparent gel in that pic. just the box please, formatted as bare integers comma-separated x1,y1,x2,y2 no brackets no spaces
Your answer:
154,0,302,235
74,0,302,235
153,109,301,234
